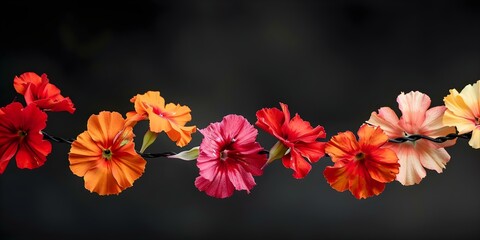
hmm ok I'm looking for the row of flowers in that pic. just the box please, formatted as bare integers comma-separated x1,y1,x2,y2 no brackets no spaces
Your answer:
1,72,479,199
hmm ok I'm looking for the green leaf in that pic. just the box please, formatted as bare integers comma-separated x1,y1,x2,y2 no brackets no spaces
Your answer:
266,141,289,165
140,130,158,153
168,146,200,161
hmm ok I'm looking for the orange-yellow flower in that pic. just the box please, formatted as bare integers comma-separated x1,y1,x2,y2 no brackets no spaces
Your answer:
443,80,480,148
125,91,196,147
324,124,400,199
69,111,146,195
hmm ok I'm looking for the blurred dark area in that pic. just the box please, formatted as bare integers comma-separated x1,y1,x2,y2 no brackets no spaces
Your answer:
1,0,480,239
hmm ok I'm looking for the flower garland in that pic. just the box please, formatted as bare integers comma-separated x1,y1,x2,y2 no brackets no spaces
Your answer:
1,72,478,199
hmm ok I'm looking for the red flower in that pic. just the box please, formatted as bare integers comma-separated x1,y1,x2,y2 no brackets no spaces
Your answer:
256,102,326,179
324,124,400,199
14,72,75,113
195,114,267,198
0,102,52,174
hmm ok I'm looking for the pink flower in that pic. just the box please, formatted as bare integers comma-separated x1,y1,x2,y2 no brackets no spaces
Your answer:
367,91,456,185
195,114,267,198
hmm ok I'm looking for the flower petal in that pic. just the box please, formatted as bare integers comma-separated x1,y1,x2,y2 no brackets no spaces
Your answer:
364,148,399,183
443,109,475,134
394,143,425,186
282,149,312,179
255,105,285,140
459,80,480,117
324,161,349,193
283,113,326,143
325,130,358,162
226,161,256,193
195,168,234,199
348,162,386,199
358,124,388,149
443,89,475,121
83,162,123,195
87,111,126,148
367,107,403,138
469,127,480,149
397,91,431,133
294,141,325,163
415,140,450,173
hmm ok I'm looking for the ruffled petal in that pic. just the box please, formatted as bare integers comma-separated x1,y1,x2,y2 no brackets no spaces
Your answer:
443,109,476,134
358,124,389,149
195,166,234,199
397,91,431,133
255,105,285,140
282,149,312,179
226,161,256,193
468,127,480,149
367,107,403,138
283,114,326,143
394,143,425,186
415,140,450,173
294,141,325,163
348,162,386,199
87,111,126,148
365,148,399,183
459,80,480,117
325,130,358,162
443,89,475,120
324,161,350,193
83,162,123,195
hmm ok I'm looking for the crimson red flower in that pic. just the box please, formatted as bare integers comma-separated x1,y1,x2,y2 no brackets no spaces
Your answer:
195,114,267,198
256,102,326,179
0,102,52,174
14,72,75,113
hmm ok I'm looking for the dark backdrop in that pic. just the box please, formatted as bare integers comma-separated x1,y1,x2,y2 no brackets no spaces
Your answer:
1,0,480,239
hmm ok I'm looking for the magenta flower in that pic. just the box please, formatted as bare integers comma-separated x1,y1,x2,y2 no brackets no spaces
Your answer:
367,91,456,185
195,114,267,198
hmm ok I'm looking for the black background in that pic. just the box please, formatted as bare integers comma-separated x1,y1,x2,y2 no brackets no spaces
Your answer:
1,0,480,239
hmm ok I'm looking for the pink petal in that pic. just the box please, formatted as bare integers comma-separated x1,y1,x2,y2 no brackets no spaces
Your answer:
195,170,234,199
397,91,431,133
394,143,426,186
367,107,404,138
226,161,256,193
415,140,450,173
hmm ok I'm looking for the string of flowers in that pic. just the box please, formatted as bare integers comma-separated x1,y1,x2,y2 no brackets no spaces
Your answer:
1,72,478,199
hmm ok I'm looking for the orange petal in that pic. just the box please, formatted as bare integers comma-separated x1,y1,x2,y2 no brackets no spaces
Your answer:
87,111,126,147
325,130,358,162
358,124,388,149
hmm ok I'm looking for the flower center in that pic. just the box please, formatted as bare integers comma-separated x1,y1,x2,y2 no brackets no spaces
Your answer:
102,149,113,160
355,152,365,161
17,130,27,138
220,150,229,161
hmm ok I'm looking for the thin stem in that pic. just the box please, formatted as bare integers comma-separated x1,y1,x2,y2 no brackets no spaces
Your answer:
42,131,473,159
388,132,472,143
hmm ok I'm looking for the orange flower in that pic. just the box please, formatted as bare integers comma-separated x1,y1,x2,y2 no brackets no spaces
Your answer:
69,111,146,195
125,91,196,147
324,124,400,199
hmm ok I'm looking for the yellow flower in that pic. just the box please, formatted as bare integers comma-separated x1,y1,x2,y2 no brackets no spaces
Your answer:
443,80,480,148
